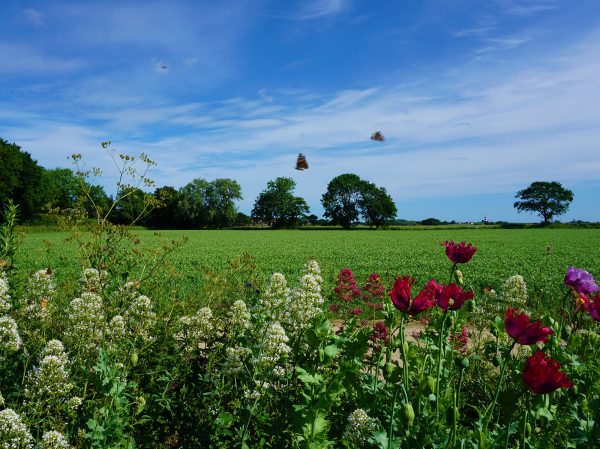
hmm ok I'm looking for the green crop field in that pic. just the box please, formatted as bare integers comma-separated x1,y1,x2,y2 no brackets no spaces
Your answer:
18,228,600,314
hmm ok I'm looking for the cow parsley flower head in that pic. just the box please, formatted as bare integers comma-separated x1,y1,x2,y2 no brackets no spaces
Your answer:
501,274,528,307
342,409,376,447
0,408,33,449
124,295,156,342
41,430,70,449
0,315,22,352
0,271,11,313
79,268,106,293
173,307,214,353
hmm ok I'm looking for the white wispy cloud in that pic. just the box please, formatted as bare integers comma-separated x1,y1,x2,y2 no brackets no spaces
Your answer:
23,8,46,27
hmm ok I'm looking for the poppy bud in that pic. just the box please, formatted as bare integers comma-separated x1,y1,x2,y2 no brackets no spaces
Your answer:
403,403,415,428
455,270,463,285
384,362,395,379
455,357,469,370
427,375,436,393
465,300,476,312
526,422,532,437
403,341,409,356
131,352,138,366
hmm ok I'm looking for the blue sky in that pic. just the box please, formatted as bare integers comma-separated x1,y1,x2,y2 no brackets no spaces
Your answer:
2,0,600,222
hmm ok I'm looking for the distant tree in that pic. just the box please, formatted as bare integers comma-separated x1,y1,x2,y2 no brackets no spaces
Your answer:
205,178,242,228
109,187,152,225
514,181,574,225
321,174,364,229
251,177,309,228
322,174,397,229
420,218,442,226
147,186,180,228
235,212,253,226
359,182,397,227
307,214,319,225
178,178,211,228
40,168,80,210
0,138,44,219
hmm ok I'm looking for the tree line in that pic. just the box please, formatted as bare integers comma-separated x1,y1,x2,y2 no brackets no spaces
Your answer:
1,138,397,229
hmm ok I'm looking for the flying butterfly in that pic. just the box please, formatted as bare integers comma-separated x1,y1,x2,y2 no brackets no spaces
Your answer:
295,153,309,170
370,131,385,142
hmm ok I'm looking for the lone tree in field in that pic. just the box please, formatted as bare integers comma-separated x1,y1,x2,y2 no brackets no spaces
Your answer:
514,181,574,224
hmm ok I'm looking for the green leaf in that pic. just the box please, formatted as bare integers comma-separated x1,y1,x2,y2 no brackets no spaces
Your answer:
324,344,341,359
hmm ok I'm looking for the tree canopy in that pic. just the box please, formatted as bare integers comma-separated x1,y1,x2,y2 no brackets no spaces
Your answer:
177,178,242,228
514,181,574,224
321,174,397,229
251,177,309,228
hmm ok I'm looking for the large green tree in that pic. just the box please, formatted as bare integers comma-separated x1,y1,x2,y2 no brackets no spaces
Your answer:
0,138,44,219
147,186,181,228
514,181,574,224
40,168,80,210
359,181,397,228
321,174,397,229
251,177,309,228
321,174,364,229
178,178,242,228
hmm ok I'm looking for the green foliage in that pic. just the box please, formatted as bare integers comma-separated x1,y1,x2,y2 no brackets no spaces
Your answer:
321,174,397,229
252,177,309,228
514,181,574,224
178,178,243,228
0,200,21,273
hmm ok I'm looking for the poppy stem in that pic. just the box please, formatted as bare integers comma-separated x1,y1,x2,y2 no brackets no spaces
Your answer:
484,340,517,428
435,312,448,419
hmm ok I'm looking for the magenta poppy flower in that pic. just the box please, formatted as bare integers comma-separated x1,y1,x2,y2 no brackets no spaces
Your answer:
435,283,474,311
442,240,477,264
505,308,553,345
390,276,437,316
564,266,599,295
522,351,573,394
585,293,600,322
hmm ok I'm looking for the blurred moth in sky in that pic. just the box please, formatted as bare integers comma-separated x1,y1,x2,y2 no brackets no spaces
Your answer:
295,153,308,170
370,131,385,142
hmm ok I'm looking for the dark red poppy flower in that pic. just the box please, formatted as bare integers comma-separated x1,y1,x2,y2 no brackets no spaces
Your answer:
584,293,600,322
442,240,477,264
390,276,437,316
435,283,474,311
505,308,554,345
522,351,573,394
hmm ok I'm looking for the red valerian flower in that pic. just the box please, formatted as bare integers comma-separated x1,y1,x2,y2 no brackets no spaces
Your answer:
522,351,573,394
390,276,438,316
362,272,386,310
449,326,470,354
348,307,363,315
442,240,477,264
369,321,390,352
505,308,554,345
334,268,361,302
584,293,600,322
435,283,474,311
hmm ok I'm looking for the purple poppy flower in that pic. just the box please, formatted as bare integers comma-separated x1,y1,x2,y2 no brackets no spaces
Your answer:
564,266,600,295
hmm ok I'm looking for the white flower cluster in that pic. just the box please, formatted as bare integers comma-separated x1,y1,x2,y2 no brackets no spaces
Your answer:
26,345,72,401
124,295,156,342
173,307,214,353
39,340,68,365
41,431,70,449
0,272,11,314
224,300,251,336
63,292,105,357
224,345,252,374
258,322,291,367
287,268,324,332
27,269,55,306
79,268,106,293
106,315,127,341
112,281,139,305
259,273,291,322
0,408,33,449
342,408,376,447
501,274,528,307
0,315,22,352
303,258,323,284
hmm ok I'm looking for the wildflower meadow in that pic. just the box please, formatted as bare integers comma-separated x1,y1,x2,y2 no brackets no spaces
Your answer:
1,196,600,448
